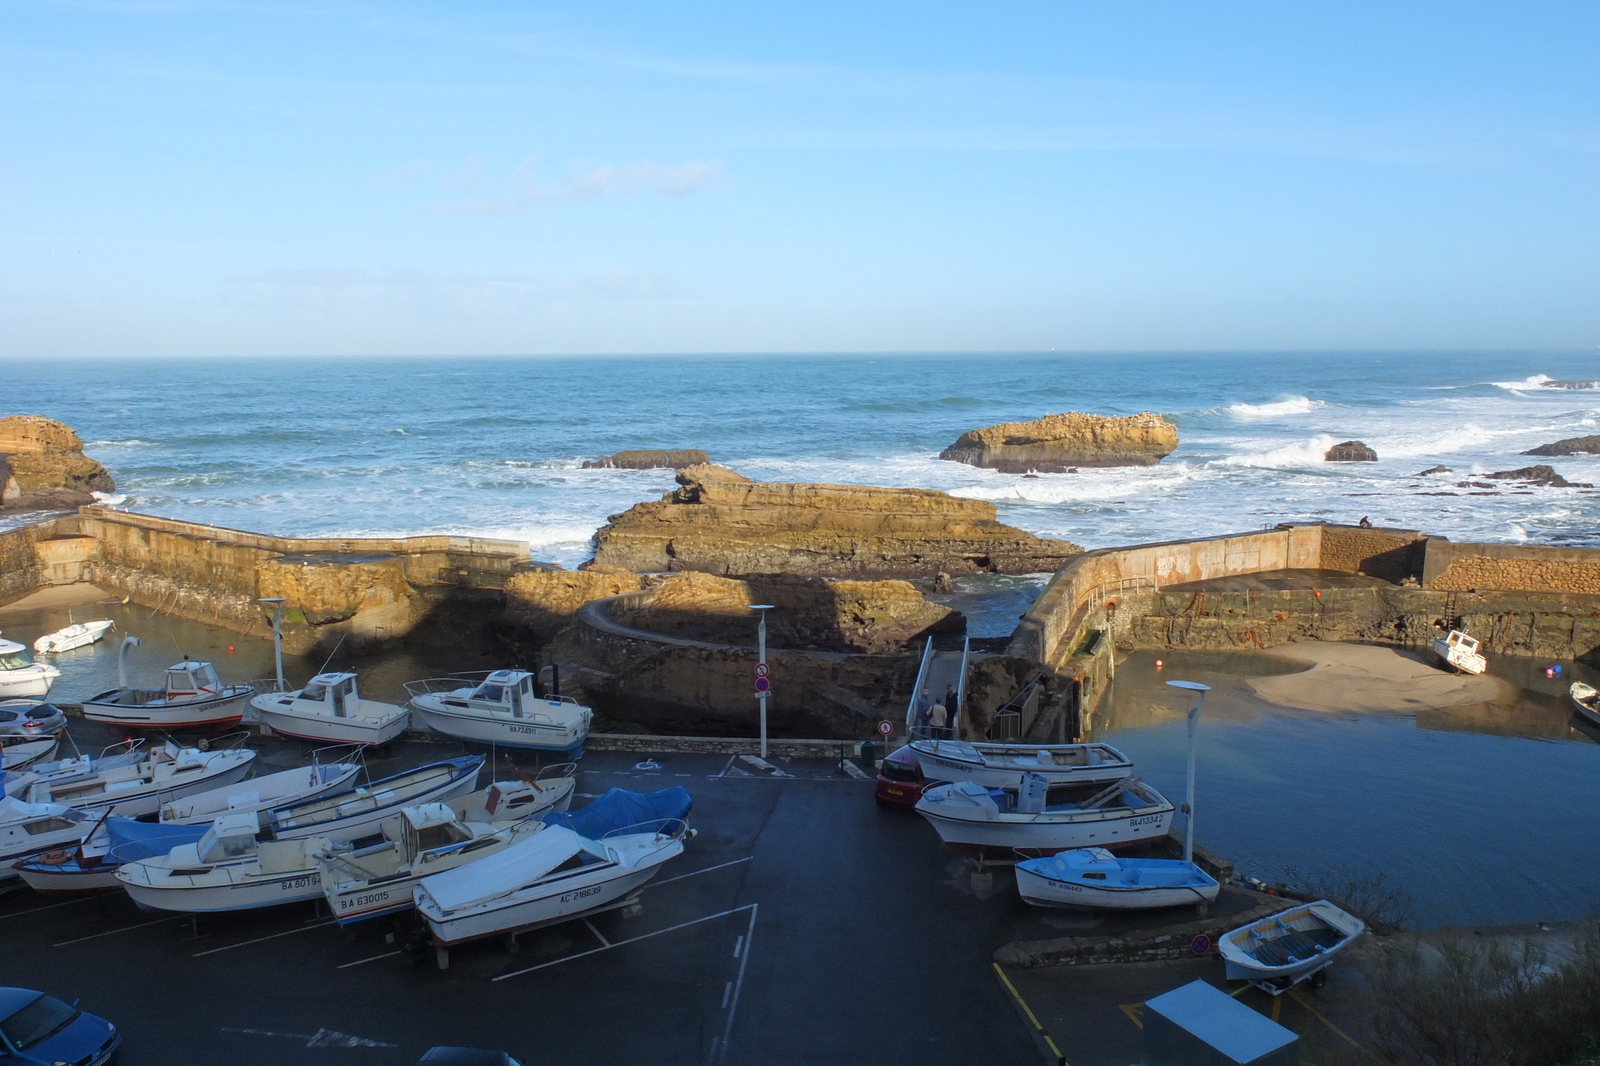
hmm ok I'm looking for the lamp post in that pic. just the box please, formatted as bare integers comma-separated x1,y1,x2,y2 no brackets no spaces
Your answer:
1164,679,1209,865
258,598,285,692
750,605,776,759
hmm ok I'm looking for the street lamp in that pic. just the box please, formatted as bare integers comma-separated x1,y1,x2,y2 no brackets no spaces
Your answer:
1164,680,1209,865
750,605,776,758
258,598,285,692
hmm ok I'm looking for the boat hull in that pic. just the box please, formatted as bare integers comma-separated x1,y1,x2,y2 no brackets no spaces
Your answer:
1218,900,1366,988
323,824,545,926
2,738,60,772
35,622,115,653
1014,863,1220,910
422,864,663,947
0,668,59,699
13,853,122,892
32,755,256,819
917,806,1172,854
1570,684,1600,728
908,741,1132,790
269,758,483,842
121,868,323,913
81,688,252,729
158,763,363,825
411,703,586,753
254,699,409,746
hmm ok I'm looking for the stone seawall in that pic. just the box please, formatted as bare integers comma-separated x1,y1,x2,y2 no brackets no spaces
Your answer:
1423,540,1600,594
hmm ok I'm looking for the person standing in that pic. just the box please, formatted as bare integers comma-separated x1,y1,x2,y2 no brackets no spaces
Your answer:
943,684,959,735
916,689,932,734
929,701,948,740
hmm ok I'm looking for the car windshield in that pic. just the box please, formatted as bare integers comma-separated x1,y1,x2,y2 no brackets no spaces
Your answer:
880,760,920,783
1,993,78,1050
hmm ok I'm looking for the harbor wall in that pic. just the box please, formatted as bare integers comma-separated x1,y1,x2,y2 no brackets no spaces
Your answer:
1422,540,1600,594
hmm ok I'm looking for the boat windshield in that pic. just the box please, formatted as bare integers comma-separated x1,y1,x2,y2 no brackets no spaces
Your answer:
198,826,256,863
474,683,505,703
300,682,328,702
0,993,78,1051
0,651,33,671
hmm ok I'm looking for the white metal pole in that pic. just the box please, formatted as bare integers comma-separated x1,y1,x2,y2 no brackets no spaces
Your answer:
259,597,286,691
1185,695,1200,865
757,609,768,759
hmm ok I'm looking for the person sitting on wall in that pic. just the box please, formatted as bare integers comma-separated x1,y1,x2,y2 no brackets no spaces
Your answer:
1358,515,1373,528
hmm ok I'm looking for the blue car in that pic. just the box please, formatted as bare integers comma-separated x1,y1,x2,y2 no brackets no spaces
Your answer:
0,988,119,1066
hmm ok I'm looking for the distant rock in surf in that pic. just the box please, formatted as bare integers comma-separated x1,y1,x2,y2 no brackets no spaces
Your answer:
0,415,115,511
1416,464,1453,475
938,411,1177,472
582,448,711,470
1325,440,1378,462
1522,435,1600,457
1542,380,1600,390
1482,465,1590,489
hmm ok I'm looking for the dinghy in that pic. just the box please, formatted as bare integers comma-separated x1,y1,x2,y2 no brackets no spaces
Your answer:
251,672,409,746
415,821,688,959
406,670,593,753
0,636,60,698
116,813,327,913
15,815,208,893
1570,682,1600,728
1,738,60,772
12,740,256,818
907,739,1132,790
81,638,254,729
265,756,483,843
1016,678,1221,911
34,619,114,653
1218,900,1366,993
1433,629,1487,674
915,774,1174,856
157,759,362,826
0,795,89,876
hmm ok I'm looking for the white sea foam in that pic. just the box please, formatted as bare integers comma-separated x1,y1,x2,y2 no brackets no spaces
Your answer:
1222,396,1323,420
1492,374,1553,391
85,439,155,448
90,491,127,507
1213,435,1338,469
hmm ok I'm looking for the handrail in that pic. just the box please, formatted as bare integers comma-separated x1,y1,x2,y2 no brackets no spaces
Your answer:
903,637,935,728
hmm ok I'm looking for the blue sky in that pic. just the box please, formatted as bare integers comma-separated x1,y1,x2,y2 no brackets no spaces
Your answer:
1,1,1595,356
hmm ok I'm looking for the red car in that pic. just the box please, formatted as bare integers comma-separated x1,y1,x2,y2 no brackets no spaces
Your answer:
874,745,937,809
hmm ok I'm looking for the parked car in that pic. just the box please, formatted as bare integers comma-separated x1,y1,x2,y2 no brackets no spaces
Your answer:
0,987,119,1066
417,1050,525,1066
0,700,66,741
874,745,936,809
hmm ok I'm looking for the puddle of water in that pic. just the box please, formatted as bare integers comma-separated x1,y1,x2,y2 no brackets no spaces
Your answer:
1096,648,1600,928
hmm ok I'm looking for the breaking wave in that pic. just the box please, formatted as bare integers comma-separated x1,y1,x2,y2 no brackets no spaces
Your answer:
1223,396,1323,420
1492,374,1553,391
1214,435,1338,468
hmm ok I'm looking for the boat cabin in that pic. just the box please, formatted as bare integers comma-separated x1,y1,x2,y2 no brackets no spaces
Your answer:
294,673,362,718
465,670,542,717
1443,631,1479,654
395,802,474,858
0,639,36,672
164,662,222,699
196,813,259,864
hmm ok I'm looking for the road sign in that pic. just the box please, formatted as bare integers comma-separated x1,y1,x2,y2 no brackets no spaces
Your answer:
1190,934,1211,956
877,720,894,737
755,677,770,694
754,663,769,678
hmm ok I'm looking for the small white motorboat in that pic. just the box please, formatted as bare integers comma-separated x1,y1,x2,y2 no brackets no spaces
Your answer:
0,636,61,698
315,777,573,926
406,670,593,753
908,739,1133,790
116,813,327,913
1218,900,1366,993
14,814,208,893
252,672,409,746
1,738,60,772
1570,682,1600,728
81,638,254,729
1433,629,1487,674
264,756,484,843
34,619,115,653
415,822,688,962
1016,848,1220,910
157,759,363,826
0,795,89,876
915,774,1174,856
11,740,257,818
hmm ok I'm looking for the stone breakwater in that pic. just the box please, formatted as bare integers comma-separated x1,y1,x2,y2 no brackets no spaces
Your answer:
939,411,1178,471
588,463,1080,578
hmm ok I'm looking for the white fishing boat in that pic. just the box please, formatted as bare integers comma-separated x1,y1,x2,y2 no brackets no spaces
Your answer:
116,813,327,913
315,780,571,926
14,814,208,893
1433,629,1487,674
33,619,114,653
915,774,1174,856
0,636,61,698
0,795,89,876
265,756,484,843
157,759,363,826
81,638,254,729
1,737,60,772
406,670,593,753
415,822,688,961
251,673,409,746
1570,682,1600,728
908,739,1133,790
1218,900,1366,993
11,740,256,818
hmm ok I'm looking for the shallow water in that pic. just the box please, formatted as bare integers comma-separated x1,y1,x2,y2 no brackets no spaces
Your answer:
1096,648,1600,928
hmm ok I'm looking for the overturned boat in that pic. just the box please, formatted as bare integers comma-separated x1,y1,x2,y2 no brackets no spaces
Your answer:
1218,900,1366,993
915,774,1174,856
907,739,1133,790
81,639,254,729
252,673,409,746
406,670,593,753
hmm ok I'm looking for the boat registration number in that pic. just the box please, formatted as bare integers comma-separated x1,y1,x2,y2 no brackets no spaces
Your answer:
508,723,550,735
341,890,392,911
560,885,602,904
281,875,320,891
1129,815,1164,827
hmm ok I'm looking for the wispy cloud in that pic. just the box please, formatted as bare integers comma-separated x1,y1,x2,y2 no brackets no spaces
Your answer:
408,157,724,217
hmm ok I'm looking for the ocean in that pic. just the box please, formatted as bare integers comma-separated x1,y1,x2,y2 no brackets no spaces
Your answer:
4,350,1599,573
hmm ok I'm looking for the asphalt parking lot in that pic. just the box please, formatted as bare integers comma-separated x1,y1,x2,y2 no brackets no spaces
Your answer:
5,731,1047,1066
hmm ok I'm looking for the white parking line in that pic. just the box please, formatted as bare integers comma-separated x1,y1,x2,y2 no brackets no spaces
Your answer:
733,935,744,958
53,915,183,947
494,903,756,981
2,895,104,921
583,918,612,947
192,918,337,958
712,904,759,1066
647,856,751,889
335,950,402,969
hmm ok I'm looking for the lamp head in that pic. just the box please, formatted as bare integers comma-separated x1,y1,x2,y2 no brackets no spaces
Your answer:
1164,680,1210,693
749,604,777,611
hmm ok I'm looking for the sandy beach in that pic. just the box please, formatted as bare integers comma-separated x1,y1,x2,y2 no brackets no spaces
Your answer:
1248,640,1514,714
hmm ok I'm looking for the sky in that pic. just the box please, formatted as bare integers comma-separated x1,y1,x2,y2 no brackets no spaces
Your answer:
0,1,1596,357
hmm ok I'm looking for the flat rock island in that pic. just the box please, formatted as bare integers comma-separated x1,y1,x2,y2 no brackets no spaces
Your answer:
0,414,115,510
938,411,1178,471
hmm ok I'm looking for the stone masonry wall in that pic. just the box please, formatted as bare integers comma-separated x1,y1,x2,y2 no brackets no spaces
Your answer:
1423,540,1600,594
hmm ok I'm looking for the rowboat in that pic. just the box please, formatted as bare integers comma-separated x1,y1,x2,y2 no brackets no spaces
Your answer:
1218,900,1366,993
1433,629,1487,674
264,756,483,843
915,774,1173,856
907,739,1132,790
34,620,114,654
0,795,89,876
251,672,409,746
1571,682,1600,728
156,760,363,826
1015,848,1220,909
406,670,593,753
15,815,208,893
1,738,59,772
81,639,254,729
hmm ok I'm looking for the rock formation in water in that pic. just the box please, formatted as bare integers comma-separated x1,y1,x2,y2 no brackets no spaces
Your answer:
1325,440,1378,462
588,464,1080,578
1543,380,1600,390
1416,465,1453,475
939,411,1177,471
1483,465,1591,488
0,416,115,510
582,448,711,470
1522,435,1600,457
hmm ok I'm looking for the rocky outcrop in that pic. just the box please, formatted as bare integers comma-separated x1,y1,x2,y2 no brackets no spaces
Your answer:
1416,465,1453,475
1543,380,1600,390
1484,465,1591,488
1523,435,1600,457
939,412,1177,472
0,416,114,510
1325,440,1378,462
608,570,963,654
503,568,644,638
582,449,711,470
588,464,1080,578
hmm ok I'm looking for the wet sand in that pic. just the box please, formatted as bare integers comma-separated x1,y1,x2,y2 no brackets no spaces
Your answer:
1247,640,1514,714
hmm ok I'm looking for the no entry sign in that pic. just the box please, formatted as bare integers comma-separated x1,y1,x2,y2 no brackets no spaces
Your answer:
877,720,894,737
754,663,769,678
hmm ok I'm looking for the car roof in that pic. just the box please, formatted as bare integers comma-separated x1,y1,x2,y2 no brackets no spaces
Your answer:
885,745,920,768
0,988,44,1015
